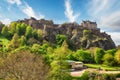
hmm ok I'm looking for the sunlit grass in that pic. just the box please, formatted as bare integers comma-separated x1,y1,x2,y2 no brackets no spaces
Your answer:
85,64,120,71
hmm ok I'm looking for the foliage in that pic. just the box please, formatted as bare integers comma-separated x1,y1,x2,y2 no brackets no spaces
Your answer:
103,74,116,80
8,33,20,50
105,49,117,56
80,71,89,80
48,47,72,80
1,26,9,38
9,22,17,36
103,53,116,66
19,35,26,46
83,29,92,39
25,26,33,39
37,29,43,40
94,48,105,64
31,43,41,53
56,34,67,46
0,51,49,80
115,49,120,64
75,49,92,63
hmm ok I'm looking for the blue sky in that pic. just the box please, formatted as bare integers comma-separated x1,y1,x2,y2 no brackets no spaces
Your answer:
0,0,120,46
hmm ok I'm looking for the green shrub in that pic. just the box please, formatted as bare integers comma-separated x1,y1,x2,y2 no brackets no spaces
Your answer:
80,71,89,80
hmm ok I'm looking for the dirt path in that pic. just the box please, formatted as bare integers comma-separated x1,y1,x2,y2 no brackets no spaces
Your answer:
70,68,120,77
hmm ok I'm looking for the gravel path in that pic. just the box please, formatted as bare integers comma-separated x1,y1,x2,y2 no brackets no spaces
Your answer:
70,68,120,77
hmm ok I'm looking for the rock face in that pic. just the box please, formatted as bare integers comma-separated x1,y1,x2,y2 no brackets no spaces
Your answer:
17,17,116,50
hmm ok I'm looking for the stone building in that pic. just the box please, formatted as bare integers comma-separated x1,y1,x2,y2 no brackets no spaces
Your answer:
81,20,97,29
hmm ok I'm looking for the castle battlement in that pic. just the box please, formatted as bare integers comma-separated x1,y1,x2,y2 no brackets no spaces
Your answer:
81,20,97,29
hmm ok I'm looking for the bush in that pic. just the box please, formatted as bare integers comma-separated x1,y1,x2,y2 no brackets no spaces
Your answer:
103,53,116,66
94,48,105,64
103,74,116,80
75,50,92,63
80,71,89,80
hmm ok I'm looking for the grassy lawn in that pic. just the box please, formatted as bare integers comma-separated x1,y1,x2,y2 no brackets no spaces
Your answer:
84,64,120,71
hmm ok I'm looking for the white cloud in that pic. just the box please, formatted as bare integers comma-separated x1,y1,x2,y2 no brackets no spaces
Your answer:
21,3,44,19
90,0,109,15
88,0,120,32
1,18,11,24
108,32,120,45
100,11,120,31
6,0,45,19
7,0,21,5
64,0,80,22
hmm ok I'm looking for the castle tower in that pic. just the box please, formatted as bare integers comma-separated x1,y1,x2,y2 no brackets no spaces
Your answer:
81,20,97,29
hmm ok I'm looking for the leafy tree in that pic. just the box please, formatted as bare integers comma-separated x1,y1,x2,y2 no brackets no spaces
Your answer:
16,23,21,35
12,23,27,36
32,29,38,40
37,29,43,40
115,50,120,64
38,43,49,54
9,33,20,49
56,34,67,46
1,26,9,38
94,48,105,64
0,51,49,80
20,23,27,35
19,36,26,46
83,30,92,39
75,49,92,63
31,44,41,53
103,53,116,66
48,47,72,80
105,49,117,56
27,37,38,46
25,26,33,39
9,22,17,36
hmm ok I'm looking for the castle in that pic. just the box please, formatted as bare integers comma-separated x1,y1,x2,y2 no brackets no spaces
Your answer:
81,20,97,29
17,17,98,30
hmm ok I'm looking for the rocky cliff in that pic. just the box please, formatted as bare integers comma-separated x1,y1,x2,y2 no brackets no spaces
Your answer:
17,17,116,50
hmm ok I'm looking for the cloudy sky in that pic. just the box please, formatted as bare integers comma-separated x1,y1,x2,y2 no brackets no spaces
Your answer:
0,0,120,46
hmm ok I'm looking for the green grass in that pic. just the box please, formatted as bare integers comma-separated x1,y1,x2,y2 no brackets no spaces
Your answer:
84,64,120,71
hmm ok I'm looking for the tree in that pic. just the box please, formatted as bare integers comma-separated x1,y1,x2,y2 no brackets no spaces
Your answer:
31,44,41,53
75,49,92,63
9,22,17,36
94,48,105,64
16,23,21,35
115,50,120,64
0,51,49,80
1,26,9,38
103,53,116,66
56,34,67,46
37,29,43,40
83,30,92,39
32,29,38,40
48,47,72,80
9,33,20,49
25,26,33,39
20,23,27,35
105,49,117,56
19,36,26,46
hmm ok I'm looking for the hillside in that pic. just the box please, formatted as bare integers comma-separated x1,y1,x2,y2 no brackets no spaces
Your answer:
16,17,116,50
